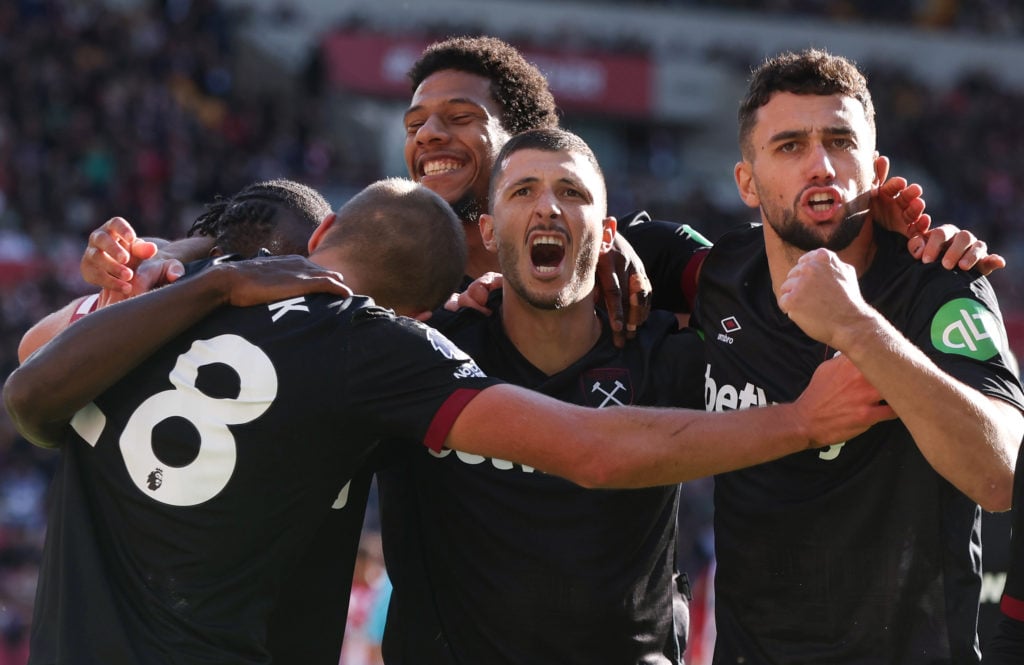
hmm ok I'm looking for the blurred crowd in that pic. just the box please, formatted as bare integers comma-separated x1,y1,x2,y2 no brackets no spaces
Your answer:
613,0,1024,36
0,1,361,659
1,1,1022,661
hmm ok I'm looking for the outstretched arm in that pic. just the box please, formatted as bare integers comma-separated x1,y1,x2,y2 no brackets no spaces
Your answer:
778,248,1024,511
448,353,894,488
4,256,350,448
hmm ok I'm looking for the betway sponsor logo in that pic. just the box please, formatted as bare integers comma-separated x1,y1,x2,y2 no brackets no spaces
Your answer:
704,364,769,413
704,364,846,460
428,447,537,474
980,571,1007,604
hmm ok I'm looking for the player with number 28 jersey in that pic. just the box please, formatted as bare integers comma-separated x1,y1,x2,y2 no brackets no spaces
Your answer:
29,292,500,664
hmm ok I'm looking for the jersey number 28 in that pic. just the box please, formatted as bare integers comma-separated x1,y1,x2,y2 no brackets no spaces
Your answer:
71,334,277,507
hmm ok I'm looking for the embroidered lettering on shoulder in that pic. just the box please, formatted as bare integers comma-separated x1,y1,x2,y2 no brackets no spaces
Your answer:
268,297,309,322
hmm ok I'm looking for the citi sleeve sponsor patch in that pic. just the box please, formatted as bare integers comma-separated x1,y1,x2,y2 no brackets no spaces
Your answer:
930,298,1003,360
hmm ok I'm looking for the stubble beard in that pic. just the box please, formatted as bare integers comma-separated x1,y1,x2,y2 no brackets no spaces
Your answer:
452,191,485,225
765,192,869,253
499,233,598,311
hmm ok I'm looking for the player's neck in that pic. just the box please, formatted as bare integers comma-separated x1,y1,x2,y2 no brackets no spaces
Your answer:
764,221,877,301
464,226,501,280
500,291,602,376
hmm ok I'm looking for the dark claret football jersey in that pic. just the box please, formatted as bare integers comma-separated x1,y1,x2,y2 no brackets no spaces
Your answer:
379,292,706,665
29,294,500,665
693,225,1024,665
985,441,1024,664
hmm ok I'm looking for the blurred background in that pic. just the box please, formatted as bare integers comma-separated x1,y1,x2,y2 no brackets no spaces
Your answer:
0,1,1021,663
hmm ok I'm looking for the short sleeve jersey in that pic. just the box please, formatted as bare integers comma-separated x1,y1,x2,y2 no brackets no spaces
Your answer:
378,294,706,665
28,294,500,665
986,441,1024,663
692,225,1024,665
618,210,712,313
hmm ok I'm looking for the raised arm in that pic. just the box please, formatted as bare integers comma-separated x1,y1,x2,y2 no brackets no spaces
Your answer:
18,295,97,362
4,256,350,448
778,248,1024,511
872,174,1005,275
81,217,164,295
18,218,214,361
594,231,652,348
448,352,894,488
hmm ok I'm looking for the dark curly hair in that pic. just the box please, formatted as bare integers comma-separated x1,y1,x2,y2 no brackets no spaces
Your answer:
408,36,559,135
738,48,875,158
187,179,332,257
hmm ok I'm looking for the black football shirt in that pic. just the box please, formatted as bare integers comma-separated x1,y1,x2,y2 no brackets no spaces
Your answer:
984,440,1024,664
29,294,500,664
379,296,705,665
693,225,1024,665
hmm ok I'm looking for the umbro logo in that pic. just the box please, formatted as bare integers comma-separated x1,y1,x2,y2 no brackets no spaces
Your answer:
717,316,740,344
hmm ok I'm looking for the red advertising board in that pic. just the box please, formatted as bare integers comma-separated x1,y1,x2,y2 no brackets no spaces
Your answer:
322,30,652,117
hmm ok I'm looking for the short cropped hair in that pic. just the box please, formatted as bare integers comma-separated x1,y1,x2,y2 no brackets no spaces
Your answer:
187,179,331,257
489,128,606,209
738,48,875,158
408,36,559,135
322,178,466,313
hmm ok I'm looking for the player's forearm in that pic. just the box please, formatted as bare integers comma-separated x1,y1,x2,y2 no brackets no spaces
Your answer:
448,384,817,488
17,297,90,363
3,269,233,447
838,312,1023,510
575,402,819,488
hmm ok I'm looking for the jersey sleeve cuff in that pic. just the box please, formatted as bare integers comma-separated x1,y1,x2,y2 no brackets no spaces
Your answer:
69,293,100,324
423,388,484,453
682,248,710,312
1002,593,1024,622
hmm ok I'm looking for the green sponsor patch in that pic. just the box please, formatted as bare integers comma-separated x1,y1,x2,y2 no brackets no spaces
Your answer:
930,298,1002,360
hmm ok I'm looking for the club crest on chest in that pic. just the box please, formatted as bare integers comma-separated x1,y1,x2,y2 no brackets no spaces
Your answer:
580,368,634,408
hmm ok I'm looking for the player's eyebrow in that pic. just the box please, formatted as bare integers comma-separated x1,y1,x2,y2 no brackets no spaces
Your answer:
404,98,487,122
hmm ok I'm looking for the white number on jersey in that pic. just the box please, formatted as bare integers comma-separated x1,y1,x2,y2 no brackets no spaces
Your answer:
73,334,278,507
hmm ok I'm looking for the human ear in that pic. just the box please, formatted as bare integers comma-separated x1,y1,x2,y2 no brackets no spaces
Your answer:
735,161,759,209
479,213,498,253
307,213,336,253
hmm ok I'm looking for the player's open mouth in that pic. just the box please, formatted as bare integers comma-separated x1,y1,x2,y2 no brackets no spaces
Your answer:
808,192,836,212
801,187,843,219
530,235,565,274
